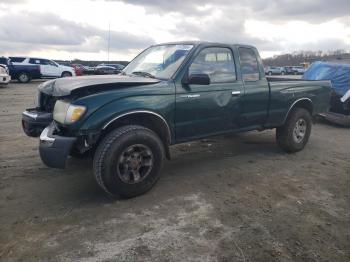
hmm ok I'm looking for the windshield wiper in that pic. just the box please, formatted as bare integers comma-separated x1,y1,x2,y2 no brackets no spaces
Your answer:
131,71,156,78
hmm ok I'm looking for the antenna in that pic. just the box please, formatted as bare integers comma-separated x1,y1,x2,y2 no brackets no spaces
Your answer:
107,21,110,63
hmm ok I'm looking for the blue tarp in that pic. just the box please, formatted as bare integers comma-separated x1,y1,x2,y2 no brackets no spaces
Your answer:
302,61,350,96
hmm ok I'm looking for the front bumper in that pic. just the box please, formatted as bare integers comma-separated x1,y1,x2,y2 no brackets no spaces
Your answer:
22,109,53,137
39,123,76,168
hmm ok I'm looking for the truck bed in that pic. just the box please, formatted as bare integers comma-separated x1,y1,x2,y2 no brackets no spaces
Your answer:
267,76,312,82
264,77,332,127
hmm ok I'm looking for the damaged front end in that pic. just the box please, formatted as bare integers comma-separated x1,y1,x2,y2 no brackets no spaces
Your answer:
22,75,162,168
22,82,57,137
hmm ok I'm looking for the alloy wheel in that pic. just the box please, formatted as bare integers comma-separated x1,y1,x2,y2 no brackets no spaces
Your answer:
117,144,154,184
293,118,307,143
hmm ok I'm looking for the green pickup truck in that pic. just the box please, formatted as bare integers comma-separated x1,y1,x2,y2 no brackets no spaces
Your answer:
22,42,331,197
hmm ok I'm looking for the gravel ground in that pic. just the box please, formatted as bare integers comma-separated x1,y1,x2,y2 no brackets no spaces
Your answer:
0,81,349,262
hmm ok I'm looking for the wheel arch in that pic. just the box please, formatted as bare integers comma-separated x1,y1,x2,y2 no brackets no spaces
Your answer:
100,110,172,159
16,70,28,77
283,98,313,124
61,71,72,77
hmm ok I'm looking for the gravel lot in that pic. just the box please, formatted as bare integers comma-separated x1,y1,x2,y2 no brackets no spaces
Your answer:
1,81,349,262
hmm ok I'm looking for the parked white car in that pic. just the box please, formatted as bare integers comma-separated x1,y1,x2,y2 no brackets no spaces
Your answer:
10,57,75,78
0,64,11,84
292,66,305,75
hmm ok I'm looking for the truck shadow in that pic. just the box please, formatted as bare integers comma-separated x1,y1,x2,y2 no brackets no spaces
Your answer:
9,129,297,222
60,130,281,202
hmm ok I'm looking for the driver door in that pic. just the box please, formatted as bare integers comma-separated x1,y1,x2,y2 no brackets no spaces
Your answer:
175,47,243,142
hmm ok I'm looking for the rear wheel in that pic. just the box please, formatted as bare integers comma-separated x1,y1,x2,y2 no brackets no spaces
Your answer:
276,108,312,153
93,125,165,198
17,72,30,83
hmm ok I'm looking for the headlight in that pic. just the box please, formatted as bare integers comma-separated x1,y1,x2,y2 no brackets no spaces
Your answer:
53,100,86,124
0,66,6,74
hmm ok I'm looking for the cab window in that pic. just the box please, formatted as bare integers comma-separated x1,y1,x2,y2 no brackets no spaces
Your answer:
238,47,260,81
9,57,26,63
40,59,51,65
189,47,236,83
48,60,58,67
29,58,40,64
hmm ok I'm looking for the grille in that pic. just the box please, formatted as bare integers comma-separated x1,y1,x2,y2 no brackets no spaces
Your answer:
39,92,57,113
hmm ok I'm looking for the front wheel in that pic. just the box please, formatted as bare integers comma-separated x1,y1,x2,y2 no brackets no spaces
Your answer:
93,125,165,198
276,108,312,153
61,72,72,77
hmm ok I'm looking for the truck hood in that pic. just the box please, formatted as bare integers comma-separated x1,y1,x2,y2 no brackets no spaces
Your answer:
38,75,161,97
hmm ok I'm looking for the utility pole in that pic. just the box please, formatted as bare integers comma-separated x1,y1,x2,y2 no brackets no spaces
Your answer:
107,21,110,63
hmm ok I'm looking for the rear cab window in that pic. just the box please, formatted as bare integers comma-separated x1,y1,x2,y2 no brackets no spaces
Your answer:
189,47,236,83
238,47,260,81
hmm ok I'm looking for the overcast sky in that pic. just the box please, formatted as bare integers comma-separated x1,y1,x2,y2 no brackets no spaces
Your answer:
0,0,349,60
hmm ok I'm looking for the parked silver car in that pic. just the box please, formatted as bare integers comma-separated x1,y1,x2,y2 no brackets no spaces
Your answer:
265,66,286,75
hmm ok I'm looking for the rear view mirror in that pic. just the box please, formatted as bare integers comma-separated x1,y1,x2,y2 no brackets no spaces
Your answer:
188,73,210,85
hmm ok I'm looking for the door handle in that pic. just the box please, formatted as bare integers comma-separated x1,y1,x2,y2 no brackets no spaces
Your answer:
180,94,201,98
231,91,241,96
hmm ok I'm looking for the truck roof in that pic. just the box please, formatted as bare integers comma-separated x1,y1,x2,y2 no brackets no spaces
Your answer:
153,41,256,49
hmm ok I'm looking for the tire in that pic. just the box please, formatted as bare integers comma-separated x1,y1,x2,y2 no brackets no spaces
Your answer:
61,72,72,77
17,72,31,83
93,125,165,198
276,108,312,153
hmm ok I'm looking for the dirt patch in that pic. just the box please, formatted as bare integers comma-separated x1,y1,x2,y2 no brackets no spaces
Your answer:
1,82,350,261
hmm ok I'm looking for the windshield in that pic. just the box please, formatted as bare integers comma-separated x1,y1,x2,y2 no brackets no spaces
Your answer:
123,44,193,79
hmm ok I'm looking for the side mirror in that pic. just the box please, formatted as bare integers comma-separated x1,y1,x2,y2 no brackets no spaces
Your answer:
188,73,210,85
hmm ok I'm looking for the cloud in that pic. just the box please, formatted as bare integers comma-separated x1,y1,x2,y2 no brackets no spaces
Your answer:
259,0,350,21
102,0,219,15
101,0,350,55
0,0,26,4
0,0,349,60
0,11,154,55
107,0,350,21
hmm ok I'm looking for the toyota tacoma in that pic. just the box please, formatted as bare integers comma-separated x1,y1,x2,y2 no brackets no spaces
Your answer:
22,42,331,198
